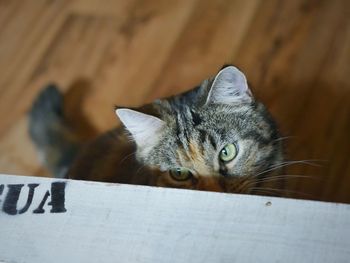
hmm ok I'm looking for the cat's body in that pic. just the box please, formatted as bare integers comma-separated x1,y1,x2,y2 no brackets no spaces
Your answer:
29,66,285,195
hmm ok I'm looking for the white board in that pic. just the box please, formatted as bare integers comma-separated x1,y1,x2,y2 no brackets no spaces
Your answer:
0,174,350,263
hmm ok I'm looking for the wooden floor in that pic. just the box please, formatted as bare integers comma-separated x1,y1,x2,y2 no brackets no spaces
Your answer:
0,0,349,203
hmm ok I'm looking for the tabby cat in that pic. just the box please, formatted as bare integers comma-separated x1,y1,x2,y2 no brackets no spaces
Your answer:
29,65,284,195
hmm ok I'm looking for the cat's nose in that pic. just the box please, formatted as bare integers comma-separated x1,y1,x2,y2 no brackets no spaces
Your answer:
219,167,229,176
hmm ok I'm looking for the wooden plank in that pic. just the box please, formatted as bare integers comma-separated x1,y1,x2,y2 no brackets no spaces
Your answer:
1,174,350,263
148,0,261,99
0,0,349,205
28,0,199,132
81,0,199,131
0,0,69,137
0,118,49,177
70,0,138,17
233,0,350,202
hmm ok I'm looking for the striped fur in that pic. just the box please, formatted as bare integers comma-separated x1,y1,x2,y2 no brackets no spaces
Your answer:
117,66,284,194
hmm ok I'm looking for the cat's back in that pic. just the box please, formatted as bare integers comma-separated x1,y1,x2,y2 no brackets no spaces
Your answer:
67,127,154,185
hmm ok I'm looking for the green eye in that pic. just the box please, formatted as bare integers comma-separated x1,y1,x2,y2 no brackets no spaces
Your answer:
169,167,193,181
219,143,238,162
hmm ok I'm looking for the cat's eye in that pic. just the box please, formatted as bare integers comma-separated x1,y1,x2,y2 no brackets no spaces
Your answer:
169,167,193,181
219,143,238,162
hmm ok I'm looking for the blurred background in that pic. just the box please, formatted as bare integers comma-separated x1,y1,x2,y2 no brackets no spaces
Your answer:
0,0,349,203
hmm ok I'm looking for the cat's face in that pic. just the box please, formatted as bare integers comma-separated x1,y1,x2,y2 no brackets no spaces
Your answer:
117,66,283,193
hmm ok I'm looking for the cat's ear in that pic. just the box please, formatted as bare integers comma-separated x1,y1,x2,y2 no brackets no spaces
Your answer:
206,66,253,105
116,108,165,149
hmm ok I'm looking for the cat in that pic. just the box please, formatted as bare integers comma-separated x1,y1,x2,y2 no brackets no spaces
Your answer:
29,65,284,195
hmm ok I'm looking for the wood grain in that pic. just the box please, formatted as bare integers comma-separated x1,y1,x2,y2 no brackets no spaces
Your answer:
234,0,350,202
0,0,349,202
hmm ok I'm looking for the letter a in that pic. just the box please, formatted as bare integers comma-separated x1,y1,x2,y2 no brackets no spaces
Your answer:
33,182,67,214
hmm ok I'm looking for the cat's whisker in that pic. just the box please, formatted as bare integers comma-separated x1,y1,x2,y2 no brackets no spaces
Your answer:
249,187,286,195
255,174,316,184
249,189,277,196
256,159,325,177
237,179,253,193
122,132,135,143
236,177,265,194
236,173,321,195
273,136,296,142
135,164,147,176
271,159,325,169
242,180,278,195
119,151,137,165
250,186,315,198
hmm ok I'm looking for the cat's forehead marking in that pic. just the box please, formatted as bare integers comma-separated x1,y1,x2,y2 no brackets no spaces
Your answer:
176,139,212,176
188,140,204,160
